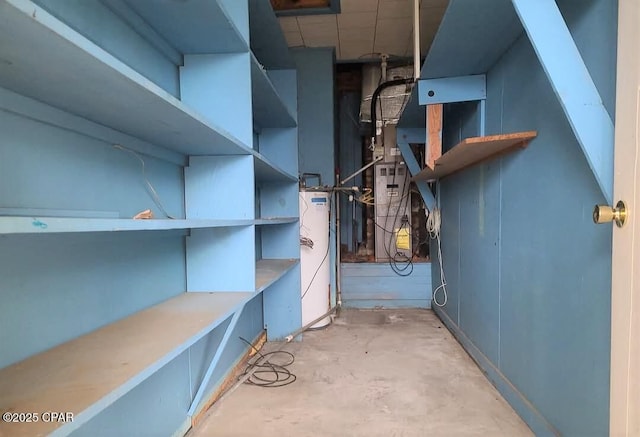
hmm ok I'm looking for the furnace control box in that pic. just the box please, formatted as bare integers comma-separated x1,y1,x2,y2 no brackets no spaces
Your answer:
374,162,412,261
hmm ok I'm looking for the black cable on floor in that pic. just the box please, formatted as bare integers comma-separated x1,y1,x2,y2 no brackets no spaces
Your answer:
238,337,297,388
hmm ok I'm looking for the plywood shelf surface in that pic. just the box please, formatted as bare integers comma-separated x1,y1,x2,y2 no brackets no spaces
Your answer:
0,292,252,437
412,131,537,181
256,258,299,292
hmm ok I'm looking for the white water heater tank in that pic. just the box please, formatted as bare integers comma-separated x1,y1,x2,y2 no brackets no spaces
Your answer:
299,190,331,328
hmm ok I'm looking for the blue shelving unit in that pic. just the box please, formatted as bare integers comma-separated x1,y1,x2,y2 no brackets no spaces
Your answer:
0,217,299,235
0,0,301,435
251,54,297,129
113,0,250,54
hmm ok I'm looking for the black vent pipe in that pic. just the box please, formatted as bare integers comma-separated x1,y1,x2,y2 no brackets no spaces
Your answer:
369,78,414,145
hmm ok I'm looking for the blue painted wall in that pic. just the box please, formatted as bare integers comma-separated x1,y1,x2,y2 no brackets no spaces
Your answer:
338,92,364,252
292,48,336,187
341,262,431,308
434,0,616,435
442,101,479,151
0,107,184,220
293,47,338,307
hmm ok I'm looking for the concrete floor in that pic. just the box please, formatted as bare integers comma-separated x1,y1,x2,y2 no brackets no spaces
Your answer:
190,309,533,437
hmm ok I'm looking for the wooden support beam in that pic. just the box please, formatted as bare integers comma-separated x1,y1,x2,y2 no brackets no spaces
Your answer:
511,0,614,202
426,104,443,169
188,305,245,417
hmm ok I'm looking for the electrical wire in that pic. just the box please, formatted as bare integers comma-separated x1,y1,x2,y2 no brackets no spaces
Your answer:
427,207,448,307
381,163,415,277
301,241,329,300
113,144,176,219
300,236,314,249
337,184,419,276
301,193,333,301
299,192,311,234
371,90,418,277
238,337,296,388
356,187,375,205
351,187,412,207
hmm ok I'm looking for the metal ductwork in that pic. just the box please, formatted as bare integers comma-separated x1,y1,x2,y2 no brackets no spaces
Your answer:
359,63,413,126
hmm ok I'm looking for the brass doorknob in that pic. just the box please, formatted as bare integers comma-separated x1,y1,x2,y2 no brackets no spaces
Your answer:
593,200,628,227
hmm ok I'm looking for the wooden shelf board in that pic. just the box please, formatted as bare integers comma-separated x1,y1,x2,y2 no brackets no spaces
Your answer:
412,131,537,181
0,217,260,235
0,258,299,436
0,292,252,437
0,1,251,156
251,54,297,129
256,258,299,292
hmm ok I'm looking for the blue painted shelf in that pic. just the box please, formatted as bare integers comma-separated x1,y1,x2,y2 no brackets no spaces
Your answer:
251,54,297,129
113,0,296,128
0,291,253,437
399,0,523,130
0,259,298,436
254,217,299,225
115,0,249,54
0,0,252,156
0,217,299,234
256,258,299,293
0,1,303,434
254,151,298,182
248,0,295,69
422,0,523,79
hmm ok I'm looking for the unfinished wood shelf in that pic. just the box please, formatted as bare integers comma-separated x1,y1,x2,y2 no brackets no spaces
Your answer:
256,258,299,292
0,292,252,437
412,131,537,181
0,258,299,437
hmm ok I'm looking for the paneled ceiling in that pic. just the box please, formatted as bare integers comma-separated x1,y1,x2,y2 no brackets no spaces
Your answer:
278,0,449,61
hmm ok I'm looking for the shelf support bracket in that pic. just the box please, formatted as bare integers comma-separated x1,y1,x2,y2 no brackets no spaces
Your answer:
187,303,245,418
415,75,487,183
417,75,486,106
511,0,614,203
396,128,436,211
